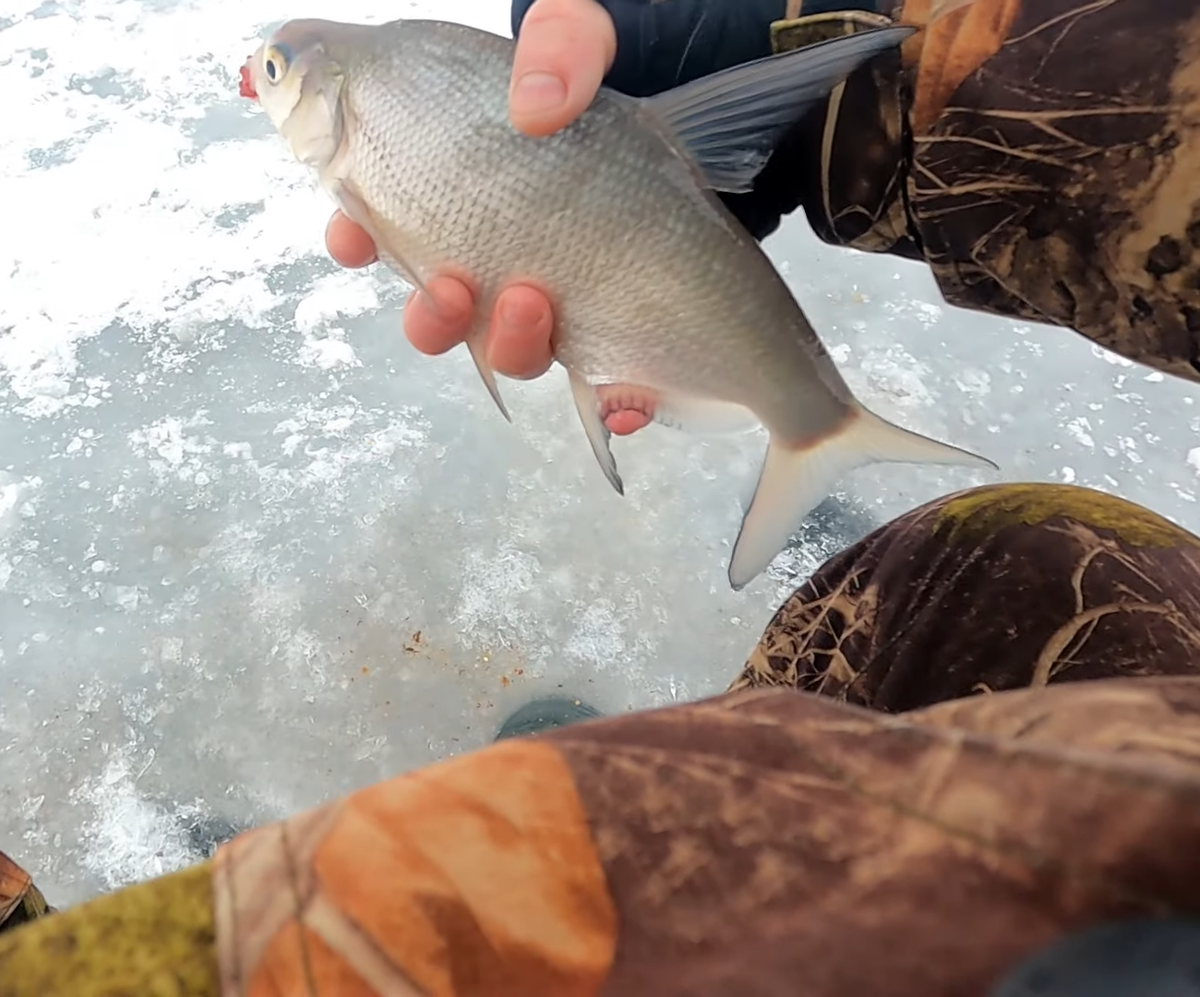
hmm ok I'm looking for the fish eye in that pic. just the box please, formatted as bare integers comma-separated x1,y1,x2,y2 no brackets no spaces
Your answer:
262,46,287,84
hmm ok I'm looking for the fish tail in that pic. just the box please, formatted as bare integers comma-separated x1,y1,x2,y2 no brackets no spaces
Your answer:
464,330,512,423
728,405,996,590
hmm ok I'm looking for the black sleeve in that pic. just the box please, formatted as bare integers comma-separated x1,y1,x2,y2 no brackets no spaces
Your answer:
510,0,892,241
513,0,785,97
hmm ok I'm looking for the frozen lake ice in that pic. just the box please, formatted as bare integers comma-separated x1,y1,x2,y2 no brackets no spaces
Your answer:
3,0,1200,905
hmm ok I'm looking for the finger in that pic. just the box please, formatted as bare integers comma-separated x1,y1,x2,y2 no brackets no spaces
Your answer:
403,275,476,356
605,410,653,435
325,211,378,268
509,0,617,137
487,284,555,379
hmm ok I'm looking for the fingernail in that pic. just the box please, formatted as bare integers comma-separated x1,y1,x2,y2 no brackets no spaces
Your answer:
512,71,567,115
499,294,539,328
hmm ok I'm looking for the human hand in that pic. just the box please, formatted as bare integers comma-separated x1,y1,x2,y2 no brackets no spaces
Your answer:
325,0,622,405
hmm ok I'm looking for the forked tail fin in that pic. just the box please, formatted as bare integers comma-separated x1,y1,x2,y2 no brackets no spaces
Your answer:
728,405,997,589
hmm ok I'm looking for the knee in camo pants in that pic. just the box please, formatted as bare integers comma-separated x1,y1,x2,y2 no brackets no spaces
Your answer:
734,483,1200,711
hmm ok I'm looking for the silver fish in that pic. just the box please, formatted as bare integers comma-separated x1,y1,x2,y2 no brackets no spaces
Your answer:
241,17,996,589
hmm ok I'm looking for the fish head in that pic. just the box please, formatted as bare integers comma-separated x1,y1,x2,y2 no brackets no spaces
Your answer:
242,19,352,169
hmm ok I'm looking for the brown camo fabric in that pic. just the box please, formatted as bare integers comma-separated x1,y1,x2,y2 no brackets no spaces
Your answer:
0,854,50,935
549,678,1200,996
905,0,1200,384
731,482,1200,709
775,0,1200,382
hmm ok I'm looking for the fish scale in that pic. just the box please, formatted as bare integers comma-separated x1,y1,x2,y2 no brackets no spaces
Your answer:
331,24,826,408
243,17,997,589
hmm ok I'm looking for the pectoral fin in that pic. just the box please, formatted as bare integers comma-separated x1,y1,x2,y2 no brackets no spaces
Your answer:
331,178,432,297
569,373,624,495
465,326,512,423
639,25,915,193
332,179,511,422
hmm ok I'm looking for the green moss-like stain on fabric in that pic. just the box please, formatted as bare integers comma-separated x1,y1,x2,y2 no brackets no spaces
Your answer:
0,861,219,997
934,483,1200,549
770,9,893,54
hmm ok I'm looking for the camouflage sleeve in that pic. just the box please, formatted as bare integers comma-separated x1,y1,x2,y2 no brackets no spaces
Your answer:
777,0,1200,382
4,681,1200,995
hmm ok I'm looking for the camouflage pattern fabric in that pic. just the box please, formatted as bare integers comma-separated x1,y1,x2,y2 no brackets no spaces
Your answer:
905,0,1200,385
0,854,51,936
771,0,1200,382
732,482,1200,709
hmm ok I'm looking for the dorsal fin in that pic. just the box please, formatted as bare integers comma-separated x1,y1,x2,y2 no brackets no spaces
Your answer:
638,25,915,193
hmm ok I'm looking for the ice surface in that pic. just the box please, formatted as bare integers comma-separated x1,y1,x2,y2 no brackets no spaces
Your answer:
2,0,1199,907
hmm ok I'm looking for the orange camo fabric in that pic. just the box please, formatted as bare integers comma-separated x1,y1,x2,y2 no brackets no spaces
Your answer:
207,676,1200,997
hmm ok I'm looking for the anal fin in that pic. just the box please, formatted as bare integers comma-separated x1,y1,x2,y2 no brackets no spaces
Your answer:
593,384,759,436
465,326,512,423
653,392,761,436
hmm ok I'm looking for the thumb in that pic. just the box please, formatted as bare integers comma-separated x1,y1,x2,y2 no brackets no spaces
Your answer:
509,0,617,137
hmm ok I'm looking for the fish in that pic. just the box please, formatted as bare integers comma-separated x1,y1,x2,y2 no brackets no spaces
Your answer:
240,17,997,590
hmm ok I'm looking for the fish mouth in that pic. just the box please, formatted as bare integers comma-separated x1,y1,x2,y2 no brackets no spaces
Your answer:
239,60,258,100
